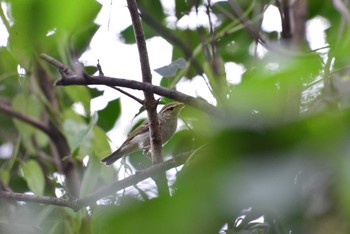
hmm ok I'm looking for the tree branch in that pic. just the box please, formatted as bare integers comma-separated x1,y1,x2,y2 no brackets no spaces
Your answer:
227,0,268,47
0,152,191,211
78,151,190,208
127,0,169,197
0,98,51,135
58,75,221,116
40,53,76,78
127,0,163,164
108,86,144,105
0,191,79,211
40,53,223,118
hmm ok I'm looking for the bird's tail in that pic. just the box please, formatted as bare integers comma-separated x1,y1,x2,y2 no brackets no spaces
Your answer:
101,149,123,165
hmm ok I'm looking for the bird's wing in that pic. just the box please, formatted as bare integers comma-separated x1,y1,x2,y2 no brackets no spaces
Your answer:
121,120,149,144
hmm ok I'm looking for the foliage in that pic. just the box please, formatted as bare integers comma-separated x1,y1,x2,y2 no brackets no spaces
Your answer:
1,0,350,233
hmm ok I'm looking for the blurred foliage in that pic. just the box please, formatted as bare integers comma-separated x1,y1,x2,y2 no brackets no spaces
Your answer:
1,0,350,233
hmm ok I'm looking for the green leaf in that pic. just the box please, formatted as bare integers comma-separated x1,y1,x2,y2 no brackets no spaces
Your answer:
97,98,121,132
93,126,111,156
8,0,101,62
65,86,91,116
70,23,100,58
12,94,42,129
89,87,104,99
85,65,98,76
80,155,101,196
22,159,45,195
12,94,47,153
138,0,165,21
154,58,186,77
163,129,196,156
63,113,98,157
175,0,189,19
120,23,157,44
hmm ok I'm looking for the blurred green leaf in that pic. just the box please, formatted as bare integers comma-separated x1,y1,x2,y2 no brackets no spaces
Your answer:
63,113,97,157
89,87,104,99
12,93,48,153
128,151,153,170
97,98,121,132
70,23,100,58
85,66,98,76
80,155,101,196
22,159,45,195
120,23,157,44
163,129,196,156
8,0,100,65
138,0,165,21
93,125,111,157
65,86,91,116
175,0,189,19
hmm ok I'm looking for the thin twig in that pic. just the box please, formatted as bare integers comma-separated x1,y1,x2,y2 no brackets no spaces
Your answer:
40,54,76,78
97,59,104,76
96,60,144,104
228,0,268,47
109,86,144,105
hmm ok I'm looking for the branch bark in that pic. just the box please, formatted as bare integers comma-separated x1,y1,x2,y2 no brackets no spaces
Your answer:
0,191,79,210
127,0,169,197
35,64,81,198
227,0,268,47
0,152,190,211
40,54,223,118
54,75,222,117
0,98,51,135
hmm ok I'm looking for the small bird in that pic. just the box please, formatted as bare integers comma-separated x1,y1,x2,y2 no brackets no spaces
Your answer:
101,102,184,165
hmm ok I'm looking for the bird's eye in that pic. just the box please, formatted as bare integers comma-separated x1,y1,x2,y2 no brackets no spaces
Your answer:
168,107,174,111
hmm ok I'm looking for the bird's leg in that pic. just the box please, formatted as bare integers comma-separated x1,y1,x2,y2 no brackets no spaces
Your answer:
142,147,151,160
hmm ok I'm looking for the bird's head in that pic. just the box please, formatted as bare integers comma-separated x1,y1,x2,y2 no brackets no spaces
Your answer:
159,102,184,119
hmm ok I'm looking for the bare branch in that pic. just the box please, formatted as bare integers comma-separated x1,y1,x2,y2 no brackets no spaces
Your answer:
0,191,79,211
127,0,169,196
78,151,191,208
40,54,76,78
0,152,191,211
0,99,51,135
109,86,144,105
292,0,307,46
278,0,292,40
53,74,222,117
40,53,222,117
97,60,143,104
228,0,268,47
97,59,104,76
